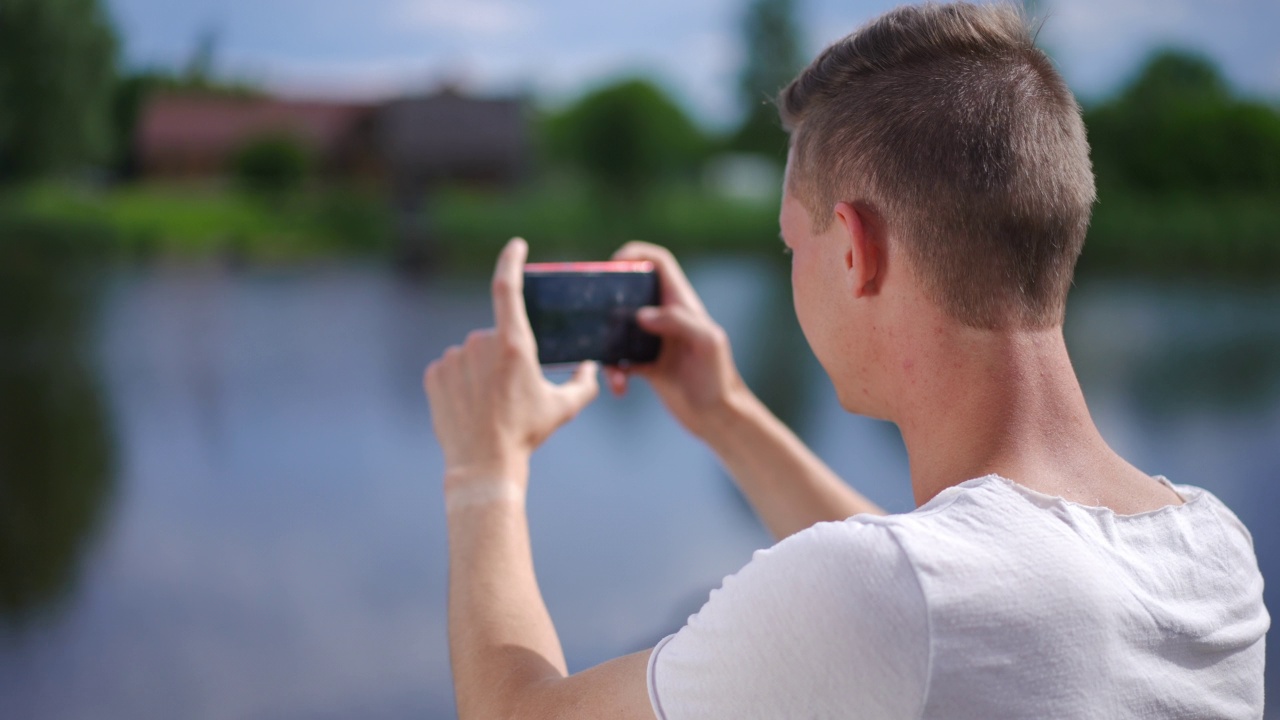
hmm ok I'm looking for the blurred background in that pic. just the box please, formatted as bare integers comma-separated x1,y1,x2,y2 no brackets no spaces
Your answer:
0,0,1277,718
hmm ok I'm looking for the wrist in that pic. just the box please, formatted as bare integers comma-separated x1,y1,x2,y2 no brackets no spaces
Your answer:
444,481,526,514
443,455,530,495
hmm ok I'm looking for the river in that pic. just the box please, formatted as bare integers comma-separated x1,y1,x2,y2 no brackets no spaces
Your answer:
1,258,1276,718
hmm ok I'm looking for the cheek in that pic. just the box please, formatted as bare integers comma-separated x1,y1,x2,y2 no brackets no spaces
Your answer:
790,252,812,331
791,249,834,356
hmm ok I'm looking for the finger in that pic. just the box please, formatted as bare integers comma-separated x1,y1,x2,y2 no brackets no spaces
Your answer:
465,328,495,350
613,241,706,313
492,238,534,340
557,360,600,416
427,346,462,399
605,366,628,397
635,304,708,342
423,361,438,397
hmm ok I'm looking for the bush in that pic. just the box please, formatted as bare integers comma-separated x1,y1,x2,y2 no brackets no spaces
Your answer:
310,187,393,254
429,179,781,269
231,133,312,199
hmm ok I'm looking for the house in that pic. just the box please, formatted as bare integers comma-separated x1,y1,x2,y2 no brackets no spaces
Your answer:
376,88,529,190
135,88,529,189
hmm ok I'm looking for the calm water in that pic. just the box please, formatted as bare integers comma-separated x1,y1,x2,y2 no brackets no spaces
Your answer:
0,258,1277,719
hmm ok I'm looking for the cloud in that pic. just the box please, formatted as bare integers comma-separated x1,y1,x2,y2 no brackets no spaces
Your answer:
394,0,537,38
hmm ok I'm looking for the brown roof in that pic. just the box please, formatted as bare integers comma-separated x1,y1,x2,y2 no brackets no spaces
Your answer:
138,94,374,166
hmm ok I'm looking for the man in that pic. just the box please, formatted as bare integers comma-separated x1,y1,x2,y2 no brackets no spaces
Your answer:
424,3,1268,718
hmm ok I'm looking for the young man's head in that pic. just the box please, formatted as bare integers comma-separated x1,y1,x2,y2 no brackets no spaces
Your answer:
776,2,1095,415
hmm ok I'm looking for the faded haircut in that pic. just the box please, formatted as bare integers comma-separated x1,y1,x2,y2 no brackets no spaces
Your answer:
779,2,1096,329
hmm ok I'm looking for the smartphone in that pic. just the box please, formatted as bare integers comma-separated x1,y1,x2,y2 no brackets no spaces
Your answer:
523,261,662,366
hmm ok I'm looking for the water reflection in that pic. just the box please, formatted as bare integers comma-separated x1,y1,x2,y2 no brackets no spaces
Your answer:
1067,280,1280,419
0,224,115,627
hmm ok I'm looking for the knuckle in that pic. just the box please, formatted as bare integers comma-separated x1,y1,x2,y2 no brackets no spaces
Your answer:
498,335,525,357
491,276,513,295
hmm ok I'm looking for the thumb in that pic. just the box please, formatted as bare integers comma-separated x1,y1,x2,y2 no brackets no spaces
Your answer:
556,360,600,418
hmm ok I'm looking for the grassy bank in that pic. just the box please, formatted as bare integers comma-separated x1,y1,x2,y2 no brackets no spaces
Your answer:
429,183,782,268
1,184,393,262
2,182,1277,278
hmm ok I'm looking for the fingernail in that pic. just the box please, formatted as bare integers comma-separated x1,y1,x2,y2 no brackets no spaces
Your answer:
637,307,658,322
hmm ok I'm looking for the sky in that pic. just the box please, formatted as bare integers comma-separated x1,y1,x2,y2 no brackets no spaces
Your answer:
103,0,1280,128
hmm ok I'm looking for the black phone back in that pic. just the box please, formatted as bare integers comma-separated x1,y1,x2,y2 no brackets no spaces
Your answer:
523,268,661,366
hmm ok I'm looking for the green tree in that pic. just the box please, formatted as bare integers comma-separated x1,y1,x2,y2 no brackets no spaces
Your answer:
1086,49,1280,195
543,78,708,199
731,0,805,159
1119,50,1230,108
0,0,118,183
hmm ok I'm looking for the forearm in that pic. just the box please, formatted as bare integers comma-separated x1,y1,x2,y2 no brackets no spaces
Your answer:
704,389,885,539
446,471,566,720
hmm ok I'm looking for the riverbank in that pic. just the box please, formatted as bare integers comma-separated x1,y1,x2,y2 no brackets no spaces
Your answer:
3,182,1277,278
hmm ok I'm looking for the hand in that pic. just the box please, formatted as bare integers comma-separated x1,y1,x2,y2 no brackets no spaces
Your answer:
424,238,600,492
607,241,749,439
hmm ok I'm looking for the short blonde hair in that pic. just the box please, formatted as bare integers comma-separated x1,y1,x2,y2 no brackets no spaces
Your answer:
779,2,1095,329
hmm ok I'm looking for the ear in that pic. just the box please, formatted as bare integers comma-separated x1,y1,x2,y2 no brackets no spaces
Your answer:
833,201,883,298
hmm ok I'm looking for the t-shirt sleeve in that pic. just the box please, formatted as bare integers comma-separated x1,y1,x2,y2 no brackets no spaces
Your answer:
647,519,929,720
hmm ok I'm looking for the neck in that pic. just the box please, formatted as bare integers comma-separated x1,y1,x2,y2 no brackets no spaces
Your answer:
888,321,1110,507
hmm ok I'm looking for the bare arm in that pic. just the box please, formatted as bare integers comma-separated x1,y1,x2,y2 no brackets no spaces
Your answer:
445,474,653,720
703,387,883,539
610,242,884,541
426,239,655,720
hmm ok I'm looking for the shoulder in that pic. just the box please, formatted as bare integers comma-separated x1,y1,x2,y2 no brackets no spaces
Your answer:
1166,480,1260,551
688,518,927,632
732,516,922,592
648,519,930,720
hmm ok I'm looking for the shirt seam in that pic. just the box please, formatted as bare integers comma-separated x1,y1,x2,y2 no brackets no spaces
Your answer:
647,634,675,720
883,524,934,720
904,476,987,519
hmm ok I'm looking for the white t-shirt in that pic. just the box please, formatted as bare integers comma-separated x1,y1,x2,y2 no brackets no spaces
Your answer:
647,474,1269,719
